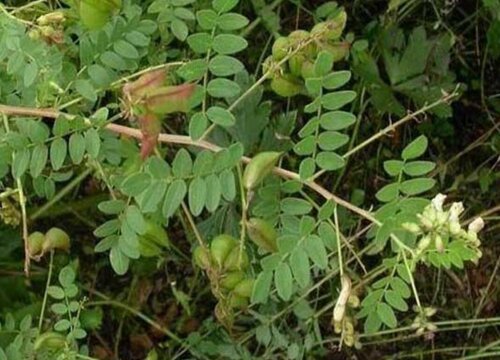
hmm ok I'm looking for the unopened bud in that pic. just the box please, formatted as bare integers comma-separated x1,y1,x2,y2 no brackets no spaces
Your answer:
468,217,484,234
402,222,421,234
434,234,444,253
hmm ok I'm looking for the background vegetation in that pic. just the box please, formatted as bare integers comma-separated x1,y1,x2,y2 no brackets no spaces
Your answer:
0,0,499,359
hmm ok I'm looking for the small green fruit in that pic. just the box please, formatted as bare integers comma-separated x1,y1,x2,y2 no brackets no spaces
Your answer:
243,151,282,190
210,235,238,268
301,60,316,79
223,247,249,271
288,30,316,57
229,294,249,309
270,73,303,97
43,228,70,253
28,232,45,257
311,11,347,41
193,246,212,269
220,271,246,290
34,332,66,351
320,41,350,62
233,278,254,298
246,218,278,253
288,54,306,77
272,37,290,61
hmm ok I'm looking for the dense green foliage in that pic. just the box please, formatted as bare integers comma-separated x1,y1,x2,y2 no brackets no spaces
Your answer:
0,0,499,359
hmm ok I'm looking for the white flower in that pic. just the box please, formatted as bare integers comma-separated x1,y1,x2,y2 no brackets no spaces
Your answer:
468,217,485,234
431,193,447,212
449,202,464,222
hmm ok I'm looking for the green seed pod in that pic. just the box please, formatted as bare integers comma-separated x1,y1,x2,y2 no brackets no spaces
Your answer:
223,247,249,271
320,41,350,62
220,271,246,290
270,74,303,97
288,54,306,77
34,332,66,351
233,278,254,298
210,235,238,268
301,60,315,79
43,228,70,253
229,294,249,309
193,246,212,269
246,218,278,253
272,37,290,61
288,30,316,57
243,152,282,190
28,232,45,258
311,11,347,41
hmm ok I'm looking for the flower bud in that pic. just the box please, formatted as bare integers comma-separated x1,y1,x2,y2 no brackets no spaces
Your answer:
37,12,65,26
468,217,485,234
402,222,421,234
434,234,444,253
449,220,461,235
333,275,351,324
417,214,434,230
417,235,432,252
448,202,464,222
243,152,281,190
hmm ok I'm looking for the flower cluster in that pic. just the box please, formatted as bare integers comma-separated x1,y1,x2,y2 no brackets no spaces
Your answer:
403,194,484,260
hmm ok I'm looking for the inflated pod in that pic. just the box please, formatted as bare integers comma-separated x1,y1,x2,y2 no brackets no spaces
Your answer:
28,232,45,258
319,41,350,62
288,54,306,77
311,11,347,41
210,235,238,268
243,152,282,190
246,218,278,253
193,246,212,269
220,271,246,290
288,30,316,57
34,331,66,351
223,247,249,271
270,74,303,97
233,278,254,298
272,37,291,61
229,294,249,309
42,228,70,253
301,60,316,79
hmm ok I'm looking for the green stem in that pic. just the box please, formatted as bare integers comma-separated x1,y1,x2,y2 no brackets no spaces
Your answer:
38,250,54,332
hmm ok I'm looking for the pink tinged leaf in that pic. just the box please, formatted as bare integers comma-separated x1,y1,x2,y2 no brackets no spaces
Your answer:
144,83,196,115
138,113,161,159
123,69,167,101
